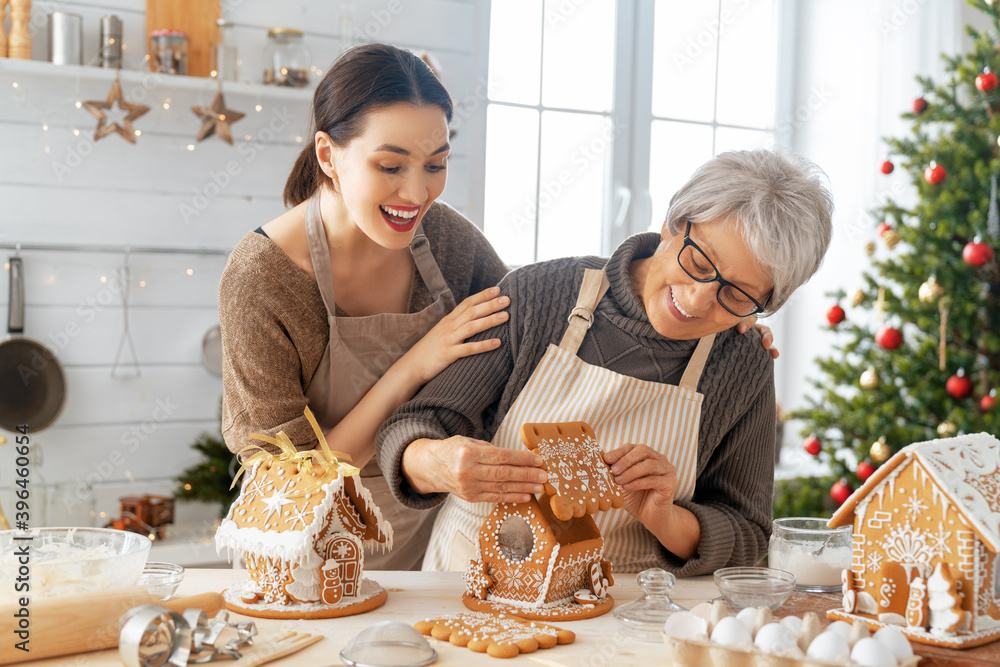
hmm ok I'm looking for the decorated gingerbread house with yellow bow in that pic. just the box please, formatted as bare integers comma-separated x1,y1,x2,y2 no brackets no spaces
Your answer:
827,432,1000,648
215,409,392,619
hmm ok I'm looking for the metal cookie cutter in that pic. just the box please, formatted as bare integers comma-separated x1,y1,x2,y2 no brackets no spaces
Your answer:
119,605,257,666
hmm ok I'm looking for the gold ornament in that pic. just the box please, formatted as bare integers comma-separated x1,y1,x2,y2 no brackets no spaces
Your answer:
191,89,246,145
883,229,901,249
860,366,879,389
918,275,944,304
869,436,892,464
82,73,150,144
937,421,958,438
864,241,877,257
849,288,865,307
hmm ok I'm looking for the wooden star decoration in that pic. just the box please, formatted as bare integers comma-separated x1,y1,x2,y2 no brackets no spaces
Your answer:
82,75,150,144
191,90,246,145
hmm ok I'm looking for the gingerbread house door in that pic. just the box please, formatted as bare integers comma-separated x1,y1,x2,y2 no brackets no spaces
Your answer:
325,535,361,597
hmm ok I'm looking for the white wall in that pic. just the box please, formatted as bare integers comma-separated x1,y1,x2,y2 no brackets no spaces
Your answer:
0,0,485,529
776,0,991,465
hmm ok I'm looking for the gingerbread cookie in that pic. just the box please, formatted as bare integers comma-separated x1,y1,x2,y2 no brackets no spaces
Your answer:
520,421,624,521
414,612,575,659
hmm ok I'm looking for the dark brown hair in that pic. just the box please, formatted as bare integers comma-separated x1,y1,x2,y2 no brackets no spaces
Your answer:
283,43,454,208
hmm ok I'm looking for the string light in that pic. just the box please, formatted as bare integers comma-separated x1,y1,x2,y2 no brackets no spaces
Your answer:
100,275,107,283
186,268,194,275
139,280,146,287
255,104,262,112
187,144,195,151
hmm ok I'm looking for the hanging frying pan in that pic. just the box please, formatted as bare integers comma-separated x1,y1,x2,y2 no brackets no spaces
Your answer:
0,257,67,433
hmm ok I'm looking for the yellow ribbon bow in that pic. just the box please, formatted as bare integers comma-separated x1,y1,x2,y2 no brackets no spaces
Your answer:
231,406,358,488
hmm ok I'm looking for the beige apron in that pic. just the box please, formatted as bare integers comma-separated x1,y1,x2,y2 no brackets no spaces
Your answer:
423,268,715,573
303,191,456,571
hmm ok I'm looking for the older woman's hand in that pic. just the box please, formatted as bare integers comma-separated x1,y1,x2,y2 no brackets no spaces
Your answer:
604,444,701,560
605,444,678,519
737,316,779,359
402,436,548,503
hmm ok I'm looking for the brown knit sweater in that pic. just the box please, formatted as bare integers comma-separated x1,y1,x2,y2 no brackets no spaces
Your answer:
376,232,777,576
218,201,510,455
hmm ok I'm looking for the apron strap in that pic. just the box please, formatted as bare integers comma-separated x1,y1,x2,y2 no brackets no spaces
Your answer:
410,229,457,310
304,190,339,319
678,332,716,392
559,268,610,354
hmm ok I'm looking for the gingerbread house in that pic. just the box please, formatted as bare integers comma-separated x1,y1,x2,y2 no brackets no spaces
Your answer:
215,410,393,619
827,432,1000,648
464,422,622,621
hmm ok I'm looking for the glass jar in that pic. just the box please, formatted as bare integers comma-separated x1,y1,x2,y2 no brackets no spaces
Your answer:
263,27,310,87
150,29,188,75
768,517,852,592
212,18,238,81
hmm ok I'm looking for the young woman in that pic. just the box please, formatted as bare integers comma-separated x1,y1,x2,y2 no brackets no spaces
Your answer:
218,44,511,570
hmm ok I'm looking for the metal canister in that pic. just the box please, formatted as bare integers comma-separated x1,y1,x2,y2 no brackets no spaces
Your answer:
99,14,123,68
48,12,83,65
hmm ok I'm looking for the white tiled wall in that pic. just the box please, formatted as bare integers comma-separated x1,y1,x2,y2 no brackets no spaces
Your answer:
0,0,486,535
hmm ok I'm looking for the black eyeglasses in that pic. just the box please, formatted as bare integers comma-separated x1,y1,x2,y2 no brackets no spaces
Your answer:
676,220,773,317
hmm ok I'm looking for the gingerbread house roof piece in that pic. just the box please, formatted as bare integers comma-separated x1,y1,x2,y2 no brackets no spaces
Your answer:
829,432,1000,553
216,460,392,565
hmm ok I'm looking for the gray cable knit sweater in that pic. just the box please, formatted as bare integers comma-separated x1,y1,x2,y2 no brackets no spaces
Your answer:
376,232,776,576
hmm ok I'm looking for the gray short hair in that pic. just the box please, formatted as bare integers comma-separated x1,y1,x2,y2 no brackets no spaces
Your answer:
664,149,834,313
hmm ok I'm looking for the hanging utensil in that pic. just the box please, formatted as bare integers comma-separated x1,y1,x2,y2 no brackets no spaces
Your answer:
111,250,141,378
0,255,67,433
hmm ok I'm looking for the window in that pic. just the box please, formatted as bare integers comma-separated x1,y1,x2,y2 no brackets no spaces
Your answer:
480,0,785,264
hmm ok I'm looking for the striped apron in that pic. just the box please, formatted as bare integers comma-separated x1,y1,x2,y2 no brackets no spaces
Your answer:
423,268,714,573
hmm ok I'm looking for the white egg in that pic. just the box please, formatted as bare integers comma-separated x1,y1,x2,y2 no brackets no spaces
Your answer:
711,616,752,647
826,620,854,640
663,611,709,641
850,637,898,667
779,615,802,635
754,622,797,653
806,631,851,661
736,606,758,632
874,626,914,660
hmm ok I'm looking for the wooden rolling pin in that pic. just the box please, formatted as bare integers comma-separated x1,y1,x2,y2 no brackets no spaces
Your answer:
0,587,224,664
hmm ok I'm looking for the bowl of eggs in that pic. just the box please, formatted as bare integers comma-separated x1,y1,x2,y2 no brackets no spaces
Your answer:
713,566,795,611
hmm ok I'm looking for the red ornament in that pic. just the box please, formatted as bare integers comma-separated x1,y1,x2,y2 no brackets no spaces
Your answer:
875,325,903,350
947,373,974,399
803,435,821,456
880,160,894,175
877,222,893,237
976,71,998,92
912,97,928,114
856,461,876,482
830,480,853,505
963,239,994,267
924,162,946,184
982,395,997,411
826,305,845,326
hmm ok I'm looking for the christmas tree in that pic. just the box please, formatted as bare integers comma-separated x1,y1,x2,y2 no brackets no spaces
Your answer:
786,0,999,512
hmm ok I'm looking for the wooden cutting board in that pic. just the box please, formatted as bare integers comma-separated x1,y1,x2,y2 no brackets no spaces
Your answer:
145,0,220,77
779,591,1000,666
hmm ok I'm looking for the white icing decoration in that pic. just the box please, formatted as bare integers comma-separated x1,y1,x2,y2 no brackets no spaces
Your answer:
857,591,879,614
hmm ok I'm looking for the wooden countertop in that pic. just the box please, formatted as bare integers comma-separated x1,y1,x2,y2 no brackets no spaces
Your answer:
22,570,1000,666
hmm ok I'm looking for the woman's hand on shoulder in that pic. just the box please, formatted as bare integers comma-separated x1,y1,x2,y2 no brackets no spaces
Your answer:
402,436,547,503
737,316,778,359
403,286,510,384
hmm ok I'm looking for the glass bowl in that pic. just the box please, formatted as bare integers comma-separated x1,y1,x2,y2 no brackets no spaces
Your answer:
713,567,795,611
0,527,151,603
138,561,185,601
341,621,436,667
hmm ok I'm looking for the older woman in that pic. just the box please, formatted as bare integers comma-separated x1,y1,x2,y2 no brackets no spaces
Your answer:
375,149,833,575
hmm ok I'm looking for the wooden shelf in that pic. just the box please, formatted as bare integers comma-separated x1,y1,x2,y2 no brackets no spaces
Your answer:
0,57,315,102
